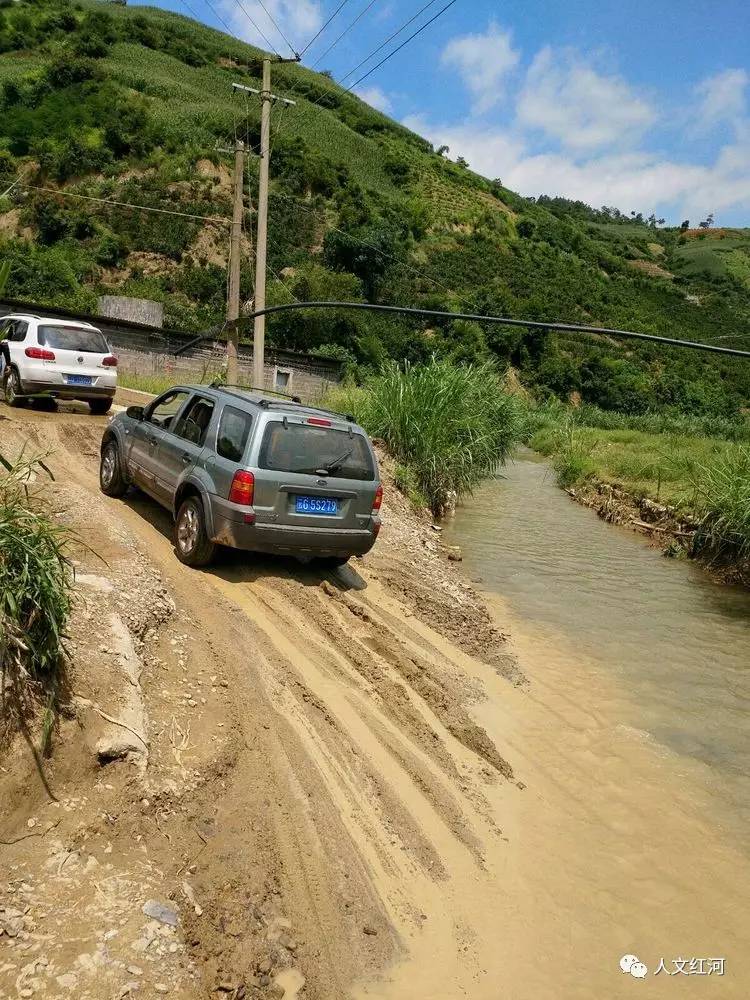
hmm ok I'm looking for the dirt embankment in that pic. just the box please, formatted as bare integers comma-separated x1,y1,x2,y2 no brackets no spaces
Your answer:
0,402,524,1000
566,479,749,585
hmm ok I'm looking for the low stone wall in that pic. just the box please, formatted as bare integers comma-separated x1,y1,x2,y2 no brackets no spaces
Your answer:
0,298,343,402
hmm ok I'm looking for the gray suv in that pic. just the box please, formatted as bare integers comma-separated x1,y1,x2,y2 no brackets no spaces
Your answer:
99,384,382,568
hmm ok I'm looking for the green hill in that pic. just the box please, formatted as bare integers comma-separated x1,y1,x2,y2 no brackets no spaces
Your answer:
1,0,749,417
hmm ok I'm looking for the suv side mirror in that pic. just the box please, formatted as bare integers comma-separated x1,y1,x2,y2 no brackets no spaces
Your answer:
126,405,145,421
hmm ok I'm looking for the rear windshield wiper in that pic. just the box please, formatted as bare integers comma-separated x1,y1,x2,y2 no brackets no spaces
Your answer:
319,447,355,476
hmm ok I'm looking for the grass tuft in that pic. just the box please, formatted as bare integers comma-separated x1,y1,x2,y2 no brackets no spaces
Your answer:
327,358,522,514
1,450,74,755
690,446,750,566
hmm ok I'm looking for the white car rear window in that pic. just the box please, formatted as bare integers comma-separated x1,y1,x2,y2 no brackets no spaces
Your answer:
38,325,109,353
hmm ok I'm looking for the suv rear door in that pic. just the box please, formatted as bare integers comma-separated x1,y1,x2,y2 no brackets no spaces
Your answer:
36,323,112,389
253,415,378,531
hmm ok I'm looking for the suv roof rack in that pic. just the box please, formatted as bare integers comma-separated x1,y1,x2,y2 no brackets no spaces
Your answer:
207,381,355,424
209,382,303,404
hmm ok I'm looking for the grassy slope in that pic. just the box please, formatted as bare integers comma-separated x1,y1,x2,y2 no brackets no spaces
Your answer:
0,0,749,417
530,423,733,506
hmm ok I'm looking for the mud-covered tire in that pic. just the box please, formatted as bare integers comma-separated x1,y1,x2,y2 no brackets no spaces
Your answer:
175,496,216,568
99,440,128,498
89,397,113,415
4,368,24,407
317,555,350,568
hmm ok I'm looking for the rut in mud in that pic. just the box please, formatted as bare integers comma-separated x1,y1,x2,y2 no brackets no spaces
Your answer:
0,402,523,1000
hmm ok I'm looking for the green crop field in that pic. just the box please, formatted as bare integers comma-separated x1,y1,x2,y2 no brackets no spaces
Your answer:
1,0,749,422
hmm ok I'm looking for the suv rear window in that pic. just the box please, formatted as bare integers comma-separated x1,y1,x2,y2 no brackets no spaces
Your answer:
38,325,109,353
259,421,375,481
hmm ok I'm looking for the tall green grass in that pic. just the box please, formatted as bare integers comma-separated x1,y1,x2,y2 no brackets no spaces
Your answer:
522,399,750,444
690,446,750,567
1,451,73,754
326,359,521,514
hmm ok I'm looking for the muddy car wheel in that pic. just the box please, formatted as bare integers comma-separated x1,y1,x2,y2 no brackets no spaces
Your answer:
89,397,112,415
175,496,216,568
100,440,128,498
4,369,25,407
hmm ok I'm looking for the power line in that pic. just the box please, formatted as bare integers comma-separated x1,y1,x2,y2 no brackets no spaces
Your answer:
224,0,281,56
299,0,352,58
23,186,231,225
271,189,459,300
340,0,439,83
311,0,381,69
348,0,458,91
253,0,299,57
240,301,750,359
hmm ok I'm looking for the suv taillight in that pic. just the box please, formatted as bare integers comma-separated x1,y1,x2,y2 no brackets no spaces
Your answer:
372,485,383,513
229,470,254,505
102,355,118,367
25,346,55,361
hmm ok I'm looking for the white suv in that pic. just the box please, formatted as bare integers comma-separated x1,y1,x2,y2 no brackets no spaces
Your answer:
0,313,118,414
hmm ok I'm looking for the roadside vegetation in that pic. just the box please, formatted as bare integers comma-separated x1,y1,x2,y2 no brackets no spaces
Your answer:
1,0,749,425
526,408,750,578
0,450,73,757
326,358,521,515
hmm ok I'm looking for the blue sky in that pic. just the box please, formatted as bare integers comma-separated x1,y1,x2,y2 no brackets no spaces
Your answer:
154,1,750,225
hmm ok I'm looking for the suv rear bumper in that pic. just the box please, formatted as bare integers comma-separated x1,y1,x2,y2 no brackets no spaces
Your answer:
210,502,378,557
16,377,116,401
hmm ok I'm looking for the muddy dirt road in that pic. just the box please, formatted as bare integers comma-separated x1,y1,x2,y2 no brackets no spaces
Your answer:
1,401,522,1000
4,401,750,1000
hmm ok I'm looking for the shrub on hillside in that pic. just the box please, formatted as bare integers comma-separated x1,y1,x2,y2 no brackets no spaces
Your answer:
330,358,521,515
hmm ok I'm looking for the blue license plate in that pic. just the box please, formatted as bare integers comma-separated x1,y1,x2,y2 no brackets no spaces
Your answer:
295,495,338,515
66,374,93,386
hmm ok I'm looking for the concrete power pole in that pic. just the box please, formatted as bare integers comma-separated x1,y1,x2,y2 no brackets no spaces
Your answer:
253,59,272,390
226,138,245,385
232,64,296,390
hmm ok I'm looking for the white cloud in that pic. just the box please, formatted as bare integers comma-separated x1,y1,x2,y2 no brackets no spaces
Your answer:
693,68,748,133
517,47,657,152
355,86,393,113
402,115,750,224
441,22,520,113
218,0,322,54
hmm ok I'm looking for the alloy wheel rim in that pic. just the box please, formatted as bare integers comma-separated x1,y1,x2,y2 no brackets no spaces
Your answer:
177,506,198,553
101,448,115,487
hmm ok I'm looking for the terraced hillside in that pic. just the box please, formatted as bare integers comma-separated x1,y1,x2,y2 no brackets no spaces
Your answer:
0,0,749,416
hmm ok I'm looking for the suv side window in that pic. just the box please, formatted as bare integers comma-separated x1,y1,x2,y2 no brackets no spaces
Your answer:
216,405,253,462
173,396,215,447
146,390,191,430
9,321,28,342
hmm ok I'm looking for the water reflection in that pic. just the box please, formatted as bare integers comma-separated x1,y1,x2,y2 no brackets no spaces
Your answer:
444,451,750,831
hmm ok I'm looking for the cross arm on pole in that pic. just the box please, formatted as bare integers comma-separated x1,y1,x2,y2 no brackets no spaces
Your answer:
232,81,296,106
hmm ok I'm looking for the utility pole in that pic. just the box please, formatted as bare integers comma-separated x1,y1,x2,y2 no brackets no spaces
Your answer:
232,62,296,389
226,138,245,385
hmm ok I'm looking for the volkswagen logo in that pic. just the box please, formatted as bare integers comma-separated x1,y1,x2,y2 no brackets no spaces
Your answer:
77,356,84,363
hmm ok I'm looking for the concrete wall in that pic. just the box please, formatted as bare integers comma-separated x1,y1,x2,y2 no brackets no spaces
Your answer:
0,298,343,403
98,295,164,329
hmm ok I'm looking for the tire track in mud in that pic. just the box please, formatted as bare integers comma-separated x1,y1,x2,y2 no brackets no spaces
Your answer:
2,405,523,999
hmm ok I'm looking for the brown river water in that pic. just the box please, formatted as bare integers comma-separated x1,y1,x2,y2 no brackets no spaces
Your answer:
439,450,750,998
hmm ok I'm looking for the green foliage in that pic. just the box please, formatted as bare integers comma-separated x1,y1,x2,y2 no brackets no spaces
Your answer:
334,358,522,514
690,447,750,567
393,463,429,510
0,0,747,438
0,451,72,681
0,258,9,295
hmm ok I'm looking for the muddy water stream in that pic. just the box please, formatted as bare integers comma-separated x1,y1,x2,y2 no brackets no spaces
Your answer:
438,450,750,997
